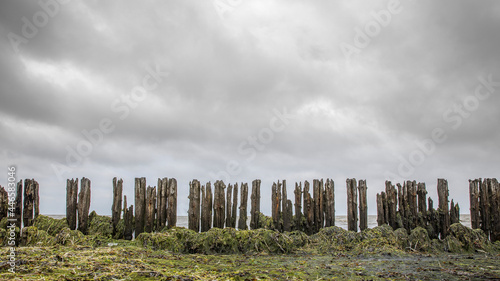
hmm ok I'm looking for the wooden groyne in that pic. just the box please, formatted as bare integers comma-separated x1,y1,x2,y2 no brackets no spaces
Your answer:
1,177,499,243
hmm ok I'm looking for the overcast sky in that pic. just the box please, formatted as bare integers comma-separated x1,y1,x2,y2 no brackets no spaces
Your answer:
0,0,499,217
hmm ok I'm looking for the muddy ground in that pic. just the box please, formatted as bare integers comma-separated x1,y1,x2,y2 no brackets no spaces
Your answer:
1,245,499,280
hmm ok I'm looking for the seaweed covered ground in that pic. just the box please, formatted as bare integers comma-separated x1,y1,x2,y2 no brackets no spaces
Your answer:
1,214,500,280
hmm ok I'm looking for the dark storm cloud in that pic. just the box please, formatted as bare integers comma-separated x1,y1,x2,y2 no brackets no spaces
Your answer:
0,0,498,216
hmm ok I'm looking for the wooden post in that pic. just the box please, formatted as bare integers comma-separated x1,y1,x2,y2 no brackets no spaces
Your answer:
303,181,313,235
346,178,357,232
437,178,450,239
272,182,280,231
282,180,291,232
285,200,293,232
381,191,389,227
135,177,146,236
358,179,367,231
491,179,500,242
213,180,226,229
450,200,460,224
15,180,22,228
277,181,282,231
313,179,321,232
145,186,156,233
376,193,384,226
66,178,78,230
123,196,133,240
34,181,39,219
188,180,201,232
203,182,213,232
386,181,397,230
397,183,405,229
408,181,418,229
0,186,7,220
238,183,248,230
23,179,34,227
157,177,168,231
250,179,261,229
417,182,427,215
294,182,302,230
231,183,238,228
324,179,335,228
167,178,177,228
427,197,437,238
77,177,91,235
469,179,480,229
112,177,123,235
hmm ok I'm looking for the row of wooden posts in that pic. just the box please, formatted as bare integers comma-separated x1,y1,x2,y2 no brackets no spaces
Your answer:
1,177,499,243
375,179,460,240
469,178,500,242
0,179,40,228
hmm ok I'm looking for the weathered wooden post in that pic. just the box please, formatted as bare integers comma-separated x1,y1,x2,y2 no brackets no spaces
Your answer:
213,180,226,229
386,181,397,229
112,177,123,235
294,182,302,230
324,179,335,228
66,178,78,230
123,196,133,240
77,177,91,234
201,182,211,232
303,181,313,234
23,179,35,227
282,180,291,232
376,193,384,226
358,179,367,231
381,191,389,227
145,186,156,233
15,180,22,228
135,177,146,236
0,186,8,220
285,200,293,232
450,200,460,224
272,182,281,231
437,178,450,239
231,183,238,228
313,179,324,232
469,179,480,229
346,178,358,232
408,181,418,229
34,181,39,219
250,179,261,229
417,183,427,215
188,180,201,232
167,178,177,228
491,179,500,242
238,183,248,230
427,197,439,239
157,178,168,231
